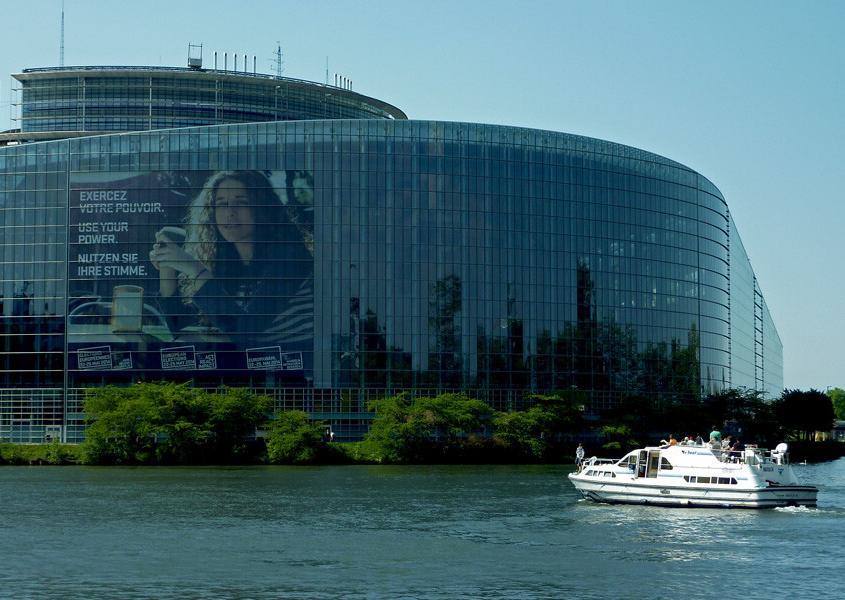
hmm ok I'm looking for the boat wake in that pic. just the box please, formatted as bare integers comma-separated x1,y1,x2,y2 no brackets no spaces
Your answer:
774,504,845,515
774,505,816,514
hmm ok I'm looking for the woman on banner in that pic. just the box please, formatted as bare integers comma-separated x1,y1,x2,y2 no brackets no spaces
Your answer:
149,170,313,372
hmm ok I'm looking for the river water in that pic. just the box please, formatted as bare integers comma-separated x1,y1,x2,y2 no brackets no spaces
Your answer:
1,459,843,599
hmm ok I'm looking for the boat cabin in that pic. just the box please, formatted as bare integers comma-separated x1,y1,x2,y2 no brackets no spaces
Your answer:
608,443,789,479
613,449,671,478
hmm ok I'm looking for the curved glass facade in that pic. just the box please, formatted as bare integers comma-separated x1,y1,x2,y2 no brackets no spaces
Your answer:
10,67,405,138
0,119,782,441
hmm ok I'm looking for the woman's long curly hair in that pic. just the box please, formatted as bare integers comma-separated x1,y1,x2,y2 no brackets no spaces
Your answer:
178,170,312,300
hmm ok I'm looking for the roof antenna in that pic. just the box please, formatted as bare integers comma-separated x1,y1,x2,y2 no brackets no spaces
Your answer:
272,42,284,78
60,0,65,67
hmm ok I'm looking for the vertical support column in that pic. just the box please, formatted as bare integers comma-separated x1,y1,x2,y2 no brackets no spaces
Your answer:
215,78,220,123
62,138,71,443
80,77,86,131
149,76,153,130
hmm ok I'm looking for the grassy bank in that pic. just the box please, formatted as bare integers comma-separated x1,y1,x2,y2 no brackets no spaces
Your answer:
3,439,843,466
0,442,83,465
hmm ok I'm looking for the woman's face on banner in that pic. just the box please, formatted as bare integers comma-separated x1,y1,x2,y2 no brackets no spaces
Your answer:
292,174,313,206
214,179,256,243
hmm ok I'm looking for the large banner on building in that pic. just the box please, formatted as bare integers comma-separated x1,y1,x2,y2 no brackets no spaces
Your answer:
67,170,314,384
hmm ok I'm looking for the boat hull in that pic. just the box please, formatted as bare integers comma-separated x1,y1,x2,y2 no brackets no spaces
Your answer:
569,477,817,508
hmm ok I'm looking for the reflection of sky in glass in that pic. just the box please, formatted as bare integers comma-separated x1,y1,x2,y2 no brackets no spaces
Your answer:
0,121,782,429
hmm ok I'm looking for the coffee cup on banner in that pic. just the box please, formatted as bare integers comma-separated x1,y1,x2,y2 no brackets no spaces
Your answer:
157,226,187,246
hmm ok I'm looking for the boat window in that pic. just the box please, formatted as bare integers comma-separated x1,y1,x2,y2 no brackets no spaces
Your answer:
683,475,737,485
659,457,673,470
617,455,637,469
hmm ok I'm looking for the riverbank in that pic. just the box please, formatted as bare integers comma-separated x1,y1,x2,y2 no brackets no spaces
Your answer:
0,440,560,466
4,439,844,466
0,442,83,465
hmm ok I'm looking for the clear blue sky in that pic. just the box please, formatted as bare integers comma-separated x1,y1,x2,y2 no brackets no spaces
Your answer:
2,0,842,391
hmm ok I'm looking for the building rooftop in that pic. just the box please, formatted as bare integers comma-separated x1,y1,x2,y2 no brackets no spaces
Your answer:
4,65,406,144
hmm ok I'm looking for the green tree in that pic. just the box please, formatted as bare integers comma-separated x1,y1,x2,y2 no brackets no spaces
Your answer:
779,389,836,441
82,382,271,465
599,424,639,453
530,392,584,437
493,406,549,460
266,411,326,464
361,393,415,463
702,388,783,446
207,387,273,461
364,393,492,463
82,384,161,464
601,394,656,447
151,386,216,464
828,387,845,421
492,392,584,460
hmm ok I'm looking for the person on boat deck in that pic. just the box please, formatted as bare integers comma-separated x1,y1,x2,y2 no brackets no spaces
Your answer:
709,426,722,442
575,443,585,467
721,435,733,451
680,436,691,445
668,435,679,446
695,434,704,445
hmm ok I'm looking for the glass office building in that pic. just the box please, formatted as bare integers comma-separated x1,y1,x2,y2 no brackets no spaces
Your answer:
0,66,782,442
7,66,404,141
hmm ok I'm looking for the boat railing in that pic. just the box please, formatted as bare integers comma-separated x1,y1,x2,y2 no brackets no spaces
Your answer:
579,445,790,473
577,456,616,472
582,457,616,467
711,446,789,466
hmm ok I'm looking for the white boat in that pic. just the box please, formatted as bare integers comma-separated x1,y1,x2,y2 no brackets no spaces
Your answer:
568,442,817,508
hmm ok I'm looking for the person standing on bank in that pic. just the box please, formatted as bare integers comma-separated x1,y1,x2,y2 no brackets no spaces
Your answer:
149,170,313,365
575,443,585,468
